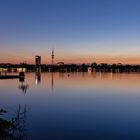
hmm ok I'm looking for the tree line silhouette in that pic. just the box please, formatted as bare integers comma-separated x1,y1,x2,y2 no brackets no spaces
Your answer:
0,63,140,73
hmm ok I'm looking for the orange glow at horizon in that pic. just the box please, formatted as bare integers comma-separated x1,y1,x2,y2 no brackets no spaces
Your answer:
1,40,140,64
0,52,140,64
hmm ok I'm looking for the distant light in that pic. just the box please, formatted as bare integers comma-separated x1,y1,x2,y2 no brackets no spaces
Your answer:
17,68,26,72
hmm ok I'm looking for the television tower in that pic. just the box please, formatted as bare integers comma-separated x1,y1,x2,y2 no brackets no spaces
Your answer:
51,48,54,65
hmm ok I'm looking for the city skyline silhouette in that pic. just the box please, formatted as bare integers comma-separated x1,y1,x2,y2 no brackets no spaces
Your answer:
0,0,140,64
1,1,140,140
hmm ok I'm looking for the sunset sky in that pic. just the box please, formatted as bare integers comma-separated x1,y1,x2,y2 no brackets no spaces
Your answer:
0,0,140,64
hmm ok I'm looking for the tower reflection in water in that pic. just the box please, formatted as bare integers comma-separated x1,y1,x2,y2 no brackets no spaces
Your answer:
35,72,55,92
18,72,55,92
51,72,54,92
18,76,29,94
35,72,41,85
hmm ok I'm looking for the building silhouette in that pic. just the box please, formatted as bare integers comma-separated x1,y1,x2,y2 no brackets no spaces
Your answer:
35,56,41,72
35,56,41,66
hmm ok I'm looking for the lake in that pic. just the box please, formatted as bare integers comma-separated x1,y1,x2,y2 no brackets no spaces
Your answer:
1,72,140,140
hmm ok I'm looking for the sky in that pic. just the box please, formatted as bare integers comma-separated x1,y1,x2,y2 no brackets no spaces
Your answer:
0,0,140,64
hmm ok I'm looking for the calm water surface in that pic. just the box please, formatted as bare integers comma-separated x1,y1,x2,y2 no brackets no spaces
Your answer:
1,72,140,140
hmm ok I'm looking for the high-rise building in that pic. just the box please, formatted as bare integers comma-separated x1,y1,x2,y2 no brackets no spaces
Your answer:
35,56,41,66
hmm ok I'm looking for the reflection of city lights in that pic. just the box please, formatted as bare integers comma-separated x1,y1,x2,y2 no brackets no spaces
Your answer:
110,72,112,80
35,73,41,85
35,76,38,85
88,67,91,74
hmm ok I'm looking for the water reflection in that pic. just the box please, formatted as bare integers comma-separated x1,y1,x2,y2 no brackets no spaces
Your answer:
1,72,140,139
35,72,41,85
18,79,29,94
51,72,54,92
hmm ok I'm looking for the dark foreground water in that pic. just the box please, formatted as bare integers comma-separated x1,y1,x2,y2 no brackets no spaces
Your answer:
1,72,140,140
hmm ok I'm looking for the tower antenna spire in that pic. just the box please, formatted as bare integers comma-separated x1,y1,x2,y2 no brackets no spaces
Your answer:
51,48,54,65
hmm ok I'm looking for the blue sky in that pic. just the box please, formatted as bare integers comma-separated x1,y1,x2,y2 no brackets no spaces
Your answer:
0,0,140,64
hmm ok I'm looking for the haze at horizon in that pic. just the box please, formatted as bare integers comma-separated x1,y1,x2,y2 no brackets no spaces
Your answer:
0,0,140,64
